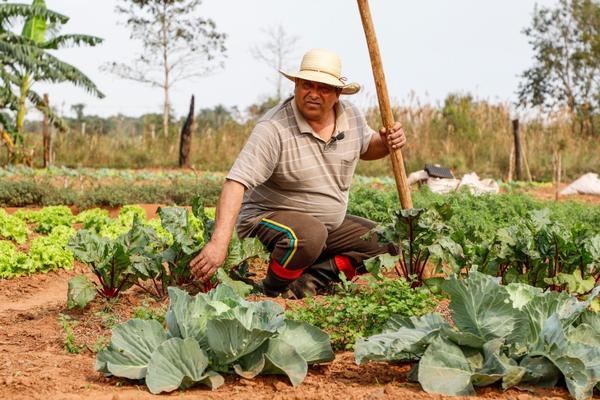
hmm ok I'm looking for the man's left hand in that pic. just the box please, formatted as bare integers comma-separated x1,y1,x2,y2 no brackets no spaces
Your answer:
379,121,407,150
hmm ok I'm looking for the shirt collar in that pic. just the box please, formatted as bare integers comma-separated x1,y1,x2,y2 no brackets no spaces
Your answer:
290,97,349,137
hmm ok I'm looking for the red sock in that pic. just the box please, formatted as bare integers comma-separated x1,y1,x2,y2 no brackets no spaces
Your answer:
334,255,356,280
268,258,303,280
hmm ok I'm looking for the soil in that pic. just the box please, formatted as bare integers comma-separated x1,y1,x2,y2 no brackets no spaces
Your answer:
1,187,598,399
0,266,582,400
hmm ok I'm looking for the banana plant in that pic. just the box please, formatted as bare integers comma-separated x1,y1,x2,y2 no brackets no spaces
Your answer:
0,0,104,155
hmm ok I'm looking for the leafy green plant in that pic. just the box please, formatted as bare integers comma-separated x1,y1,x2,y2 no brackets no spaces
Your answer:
132,299,167,323
15,205,74,234
0,240,34,278
356,270,600,400
365,207,464,286
68,215,158,299
28,225,75,272
67,275,96,309
0,208,29,244
96,282,334,394
58,314,82,354
480,209,600,289
287,276,436,350
74,208,111,232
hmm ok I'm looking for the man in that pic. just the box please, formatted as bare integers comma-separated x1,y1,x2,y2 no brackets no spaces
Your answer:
190,48,406,298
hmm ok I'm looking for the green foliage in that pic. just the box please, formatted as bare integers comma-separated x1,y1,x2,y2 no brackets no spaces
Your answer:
74,208,111,232
439,93,480,140
132,299,166,324
286,276,436,350
518,0,600,136
0,240,34,278
96,283,333,393
0,179,222,208
479,209,600,288
58,314,81,354
356,271,600,400
15,205,73,233
0,208,29,243
367,207,464,284
68,215,157,299
0,0,104,151
67,275,96,309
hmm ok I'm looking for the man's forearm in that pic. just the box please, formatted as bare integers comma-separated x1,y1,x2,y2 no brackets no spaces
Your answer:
210,179,246,247
360,134,389,160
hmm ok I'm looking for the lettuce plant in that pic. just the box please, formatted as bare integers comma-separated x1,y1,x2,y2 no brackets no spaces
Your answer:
356,271,600,400
0,240,34,278
0,208,29,244
96,282,334,394
28,225,75,273
15,205,74,234
74,208,111,232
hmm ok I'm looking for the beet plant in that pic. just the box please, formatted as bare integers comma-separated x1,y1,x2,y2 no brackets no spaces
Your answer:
364,207,464,286
68,214,158,301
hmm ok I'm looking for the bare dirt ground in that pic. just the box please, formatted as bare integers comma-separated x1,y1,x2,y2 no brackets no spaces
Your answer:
1,189,598,399
0,266,581,400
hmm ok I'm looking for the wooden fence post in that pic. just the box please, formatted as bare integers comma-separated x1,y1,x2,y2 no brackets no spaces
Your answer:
179,95,195,168
511,119,522,181
42,93,52,168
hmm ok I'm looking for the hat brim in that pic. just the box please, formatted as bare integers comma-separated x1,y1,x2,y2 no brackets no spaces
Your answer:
280,70,360,95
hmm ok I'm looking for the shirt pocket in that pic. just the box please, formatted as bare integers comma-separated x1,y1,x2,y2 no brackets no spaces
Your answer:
336,155,358,191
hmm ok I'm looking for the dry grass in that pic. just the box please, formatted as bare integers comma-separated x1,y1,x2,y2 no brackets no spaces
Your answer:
20,97,600,181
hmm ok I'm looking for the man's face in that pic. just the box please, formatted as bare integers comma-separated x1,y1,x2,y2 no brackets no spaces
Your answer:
294,78,341,122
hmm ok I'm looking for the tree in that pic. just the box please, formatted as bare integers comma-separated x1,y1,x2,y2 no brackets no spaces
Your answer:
517,0,600,135
105,0,227,138
250,24,299,101
0,0,104,161
70,103,86,121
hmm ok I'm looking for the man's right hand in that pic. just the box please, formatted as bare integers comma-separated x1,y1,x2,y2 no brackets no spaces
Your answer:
190,240,228,282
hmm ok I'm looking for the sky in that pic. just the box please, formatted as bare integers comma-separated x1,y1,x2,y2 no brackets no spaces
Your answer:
31,0,558,120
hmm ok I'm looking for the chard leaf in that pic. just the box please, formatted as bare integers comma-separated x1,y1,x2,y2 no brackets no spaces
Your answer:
417,336,475,396
67,275,96,309
96,319,167,379
145,337,222,394
276,320,334,364
364,253,400,280
442,271,520,341
68,229,108,264
158,207,201,255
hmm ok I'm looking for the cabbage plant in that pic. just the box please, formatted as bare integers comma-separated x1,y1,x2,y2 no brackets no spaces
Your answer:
356,271,600,400
97,283,334,394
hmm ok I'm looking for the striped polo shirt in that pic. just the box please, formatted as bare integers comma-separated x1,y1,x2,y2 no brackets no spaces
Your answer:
227,96,374,237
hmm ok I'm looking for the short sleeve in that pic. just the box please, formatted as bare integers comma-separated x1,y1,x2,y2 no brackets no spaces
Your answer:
354,106,375,155
226,121,281,189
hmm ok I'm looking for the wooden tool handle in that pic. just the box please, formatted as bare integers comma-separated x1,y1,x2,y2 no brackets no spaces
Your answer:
357,0,413,209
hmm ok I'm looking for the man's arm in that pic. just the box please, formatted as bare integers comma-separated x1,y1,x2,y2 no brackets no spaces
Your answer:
190,179,246,282
360,121,407,161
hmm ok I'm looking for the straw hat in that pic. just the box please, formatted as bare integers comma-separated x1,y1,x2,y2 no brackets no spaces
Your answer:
280,48,361,95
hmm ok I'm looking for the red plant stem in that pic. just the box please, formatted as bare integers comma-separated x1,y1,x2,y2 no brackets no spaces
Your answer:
419,255,430,280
